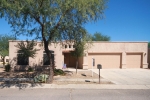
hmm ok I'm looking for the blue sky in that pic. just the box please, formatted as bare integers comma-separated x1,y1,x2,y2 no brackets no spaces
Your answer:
0,0,150,41
85,0,150,41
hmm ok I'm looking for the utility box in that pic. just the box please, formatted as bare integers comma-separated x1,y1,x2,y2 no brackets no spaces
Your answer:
97,64,102,69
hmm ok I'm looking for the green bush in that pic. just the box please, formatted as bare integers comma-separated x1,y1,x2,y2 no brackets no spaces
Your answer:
5,64,11,72
28,67,33,72
54,68,65,76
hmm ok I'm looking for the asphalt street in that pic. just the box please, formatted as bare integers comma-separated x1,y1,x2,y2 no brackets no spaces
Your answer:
0,89,150,100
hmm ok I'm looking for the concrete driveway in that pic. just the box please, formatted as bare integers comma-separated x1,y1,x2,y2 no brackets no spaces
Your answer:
91,69,150,85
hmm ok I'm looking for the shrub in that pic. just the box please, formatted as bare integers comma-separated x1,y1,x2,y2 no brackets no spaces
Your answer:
34,74,49,83
54,68,65,76
28,67,33,72
5,64,11,72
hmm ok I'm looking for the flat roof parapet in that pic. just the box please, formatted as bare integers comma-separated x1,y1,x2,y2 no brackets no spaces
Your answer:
9,40,148,43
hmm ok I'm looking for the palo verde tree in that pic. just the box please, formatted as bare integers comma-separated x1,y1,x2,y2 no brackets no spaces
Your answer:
71,33,92,74
92,32,110,41
0,34,16,67
0,0,108,83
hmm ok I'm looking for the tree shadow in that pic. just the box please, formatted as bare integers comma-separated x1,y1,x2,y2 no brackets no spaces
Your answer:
0,71,49,89
0,81,44,90
0,64,50,89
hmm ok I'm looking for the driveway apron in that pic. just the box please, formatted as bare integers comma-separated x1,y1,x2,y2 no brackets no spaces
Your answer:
90,69,150,85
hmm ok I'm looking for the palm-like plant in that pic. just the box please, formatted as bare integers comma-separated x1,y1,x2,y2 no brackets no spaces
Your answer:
15,40,39,65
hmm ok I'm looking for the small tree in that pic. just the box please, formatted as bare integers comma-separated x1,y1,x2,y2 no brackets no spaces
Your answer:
0,34,16,67
71,42,84,74
71,34,92,74
92,32,110,41
15,40,39,66
148,42,150,48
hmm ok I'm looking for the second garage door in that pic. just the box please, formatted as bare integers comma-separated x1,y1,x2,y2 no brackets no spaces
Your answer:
88,53,121,69
126,53,142,68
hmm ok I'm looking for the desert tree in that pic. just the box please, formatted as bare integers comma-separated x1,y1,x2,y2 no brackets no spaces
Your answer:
92,32,110,41
0,0,108,83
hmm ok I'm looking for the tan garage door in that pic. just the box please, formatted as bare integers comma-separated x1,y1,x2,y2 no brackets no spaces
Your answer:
88,53,121,69
126,53,142,68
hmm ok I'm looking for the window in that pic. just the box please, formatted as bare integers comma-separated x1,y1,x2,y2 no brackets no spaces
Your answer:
92,59,95,66
43,51,55,65
17,54,29,65
73,45,75,48
6,59,9,62
65,45,67,48
43,53,50,65
69,45,71,48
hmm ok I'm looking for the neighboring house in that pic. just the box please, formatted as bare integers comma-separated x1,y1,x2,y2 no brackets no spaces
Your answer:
9,40,148,70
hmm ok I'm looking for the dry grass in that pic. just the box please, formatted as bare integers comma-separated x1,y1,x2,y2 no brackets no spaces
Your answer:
53,70,113,84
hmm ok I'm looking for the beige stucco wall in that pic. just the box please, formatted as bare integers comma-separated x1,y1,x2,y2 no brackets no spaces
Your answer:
9,40,148,69
83,42,148,69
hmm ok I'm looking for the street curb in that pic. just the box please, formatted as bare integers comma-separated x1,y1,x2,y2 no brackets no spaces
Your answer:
1,84,150,89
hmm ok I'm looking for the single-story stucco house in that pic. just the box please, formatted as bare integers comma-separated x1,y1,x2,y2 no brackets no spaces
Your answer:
9,40,148,70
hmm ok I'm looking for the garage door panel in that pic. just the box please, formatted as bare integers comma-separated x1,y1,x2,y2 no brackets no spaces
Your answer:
126,53,142,68
88,53,121,69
